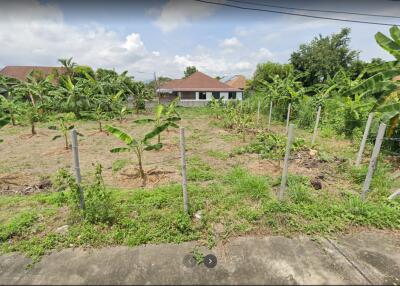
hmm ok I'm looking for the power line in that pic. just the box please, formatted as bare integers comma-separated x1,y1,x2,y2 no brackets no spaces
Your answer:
226,0,400,19
193,0,399,26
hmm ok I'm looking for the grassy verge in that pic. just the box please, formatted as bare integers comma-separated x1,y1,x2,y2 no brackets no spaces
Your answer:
1,165,399,262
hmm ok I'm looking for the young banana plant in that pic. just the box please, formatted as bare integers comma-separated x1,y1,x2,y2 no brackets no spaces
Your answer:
105,122,170,186
134,101,180,144
49,118,83,149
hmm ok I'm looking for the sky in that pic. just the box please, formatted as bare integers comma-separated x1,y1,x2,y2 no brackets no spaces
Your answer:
0,0,399,81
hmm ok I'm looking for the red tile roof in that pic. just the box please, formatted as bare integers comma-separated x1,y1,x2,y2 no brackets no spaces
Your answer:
225,75,247,90
0,66,66,81
158,71,240,92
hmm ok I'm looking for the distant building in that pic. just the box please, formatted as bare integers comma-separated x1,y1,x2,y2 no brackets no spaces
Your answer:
0,66,66,81
225,75,247,90
156,71,242,107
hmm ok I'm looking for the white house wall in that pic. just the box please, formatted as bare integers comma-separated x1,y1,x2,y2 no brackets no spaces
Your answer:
220,92,228,100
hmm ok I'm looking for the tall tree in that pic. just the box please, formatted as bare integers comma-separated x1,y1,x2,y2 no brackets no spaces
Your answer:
290,28,359,86
249,61,293,90
183,66,197,78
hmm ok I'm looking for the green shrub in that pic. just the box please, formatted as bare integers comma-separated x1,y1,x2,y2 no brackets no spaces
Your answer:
0,212,38,242
233,132,306,159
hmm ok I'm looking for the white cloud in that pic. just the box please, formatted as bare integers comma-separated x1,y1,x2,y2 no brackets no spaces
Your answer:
154,0,218,33
252,48,274,60
0,0,156,78
220,37,242,48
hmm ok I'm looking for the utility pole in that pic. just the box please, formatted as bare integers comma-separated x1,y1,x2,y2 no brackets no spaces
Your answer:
154,72,160,105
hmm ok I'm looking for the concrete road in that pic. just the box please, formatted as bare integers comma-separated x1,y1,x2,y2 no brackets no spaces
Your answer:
1,231,399,285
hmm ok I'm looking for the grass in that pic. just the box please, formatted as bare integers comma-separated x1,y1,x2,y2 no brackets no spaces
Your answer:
1,106,399,263
1,166,399,262
186,156,216,181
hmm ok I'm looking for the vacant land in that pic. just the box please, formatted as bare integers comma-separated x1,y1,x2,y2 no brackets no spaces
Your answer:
1,107,399,262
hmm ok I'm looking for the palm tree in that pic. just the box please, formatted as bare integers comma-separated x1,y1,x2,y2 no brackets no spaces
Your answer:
58,57,77,77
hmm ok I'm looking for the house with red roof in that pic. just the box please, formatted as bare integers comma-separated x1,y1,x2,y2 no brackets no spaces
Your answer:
0,66,66,81
156,71,242,106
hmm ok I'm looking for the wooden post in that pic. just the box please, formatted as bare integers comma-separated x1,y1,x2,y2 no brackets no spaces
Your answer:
179,127,189,213
285,103,291,133
311,106,322,145
279,124,295,200
257,99,261,125
361,123,386,200
268,100,273,131
71,129,84,210
355,113,374,167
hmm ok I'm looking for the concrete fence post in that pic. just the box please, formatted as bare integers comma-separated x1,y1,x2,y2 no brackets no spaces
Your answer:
179,127,189,213
71,129,85,210
279,124,295,200
285,103,291,134
268,100,273,131
361,123,386,200
311,106,322,145
355,113,374,167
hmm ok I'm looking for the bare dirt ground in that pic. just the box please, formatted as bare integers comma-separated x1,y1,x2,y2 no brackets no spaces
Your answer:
0,109,382,195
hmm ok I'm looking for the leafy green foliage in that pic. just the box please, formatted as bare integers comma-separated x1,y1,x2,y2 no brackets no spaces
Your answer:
183,66,197,78
233,132,306,159
290,28,359,86
106,122,170,185
0,212,38,242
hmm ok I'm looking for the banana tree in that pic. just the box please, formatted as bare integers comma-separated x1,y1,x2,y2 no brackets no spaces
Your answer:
20,103,39,135
105,122,170,185
0,116,10,143
134,101,180,144
349,26,400,135
0,94,20,126
48,117,82,149
55,76,89,118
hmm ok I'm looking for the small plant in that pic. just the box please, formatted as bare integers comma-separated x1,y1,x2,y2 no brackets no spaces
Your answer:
48,115,82,149
105,122,170,185
134,99,180,144
191,247,205,265
83,164,117,224
234,132,306,159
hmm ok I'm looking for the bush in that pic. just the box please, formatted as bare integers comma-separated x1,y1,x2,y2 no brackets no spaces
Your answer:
233,132,306,159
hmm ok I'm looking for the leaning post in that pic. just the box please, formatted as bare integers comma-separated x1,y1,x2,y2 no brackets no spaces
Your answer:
279,124,295,200
361,123,386,200
268,100,273,131
355,113,374,167
311,106,322,145
71,129,85,210
285,103,291,134
179,127,189,213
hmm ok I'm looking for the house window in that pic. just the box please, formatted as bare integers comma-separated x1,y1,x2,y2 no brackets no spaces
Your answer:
212,92,220,99
199,92,207,100
228,92,236,99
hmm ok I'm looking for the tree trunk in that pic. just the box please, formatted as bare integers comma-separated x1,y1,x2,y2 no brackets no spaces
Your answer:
28,92,36,106
64,135,69,149
10,114,16,126
31,121,36,135
157,134,161,144
137,152,146,186
99,120,102,132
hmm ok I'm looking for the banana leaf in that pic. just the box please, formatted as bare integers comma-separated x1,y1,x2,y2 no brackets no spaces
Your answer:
144,143,163,151
133,118,155,124
105,125,136,146
375,30,400,59
143,122,170,143
110,147,131,153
